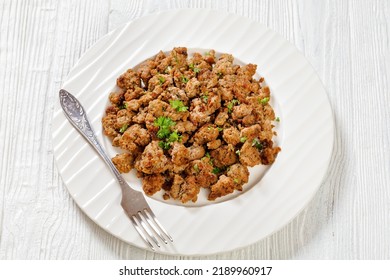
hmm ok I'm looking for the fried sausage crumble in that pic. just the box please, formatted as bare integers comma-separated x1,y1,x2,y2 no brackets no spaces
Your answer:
102,47,281,203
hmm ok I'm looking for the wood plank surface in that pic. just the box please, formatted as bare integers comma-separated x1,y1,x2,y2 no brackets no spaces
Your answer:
0,0,389,259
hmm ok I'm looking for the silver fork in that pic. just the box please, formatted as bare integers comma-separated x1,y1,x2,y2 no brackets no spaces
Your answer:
59,89,173,251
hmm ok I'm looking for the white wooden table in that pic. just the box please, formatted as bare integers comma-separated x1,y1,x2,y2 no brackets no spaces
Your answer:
1,0,389,259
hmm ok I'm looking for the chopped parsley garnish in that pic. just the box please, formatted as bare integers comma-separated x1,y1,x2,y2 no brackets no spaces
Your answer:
259,97,270,105
205,152,211,158
158,131,182,150
154,116,176,139
164,66,172,73
168,131,181,142
159,141,171,150
205,51,210,56
169,100,188,112
154,116,182,150
217,72,223,78
119,124,128,133
217,127,223,132
202,92,209,103
212,166,226,174
193,164,199,172
233,178,239,184
227,99,239,113
189,63,200,73
158,76,166,85
275,117,280,122
252,138,263,150
240,136,247,143
235,150,241,155
181,76,189,83
212,167,221,174
118,103,127,110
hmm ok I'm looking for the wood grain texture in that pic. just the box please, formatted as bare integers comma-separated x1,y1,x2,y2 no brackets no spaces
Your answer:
0,0,389,259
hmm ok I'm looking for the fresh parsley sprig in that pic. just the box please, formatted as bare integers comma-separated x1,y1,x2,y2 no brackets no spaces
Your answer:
169,100,188,112
154,116,182,150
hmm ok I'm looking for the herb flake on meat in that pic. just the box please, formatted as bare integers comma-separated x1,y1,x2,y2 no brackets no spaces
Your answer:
169,100,188,112
252,138,263,150
259,97,270,105
154,116,176,139
119,124,128,133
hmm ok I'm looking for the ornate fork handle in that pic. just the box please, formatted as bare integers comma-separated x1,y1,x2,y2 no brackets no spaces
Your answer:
59,89,125,185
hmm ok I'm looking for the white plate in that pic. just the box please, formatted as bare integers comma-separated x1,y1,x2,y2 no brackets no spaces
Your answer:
52,9,334,256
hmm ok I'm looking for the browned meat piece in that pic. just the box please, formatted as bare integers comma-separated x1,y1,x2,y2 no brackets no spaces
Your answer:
171,143,190,166
121,124,150,146
261,146,280,165
124,87,144,101
213,54,235,76
154,51,170,73
242,114,257,126
134,141,170,174
109,91,124,105
112,135,121,147
102,114,119,137
232,104,253,120
239,141,261,167
132,108,147,124
214,109,229,126
124,99,141,111
203,49,216,65
112,153,135,173
117,69,141,90
197,70,218,88
170,47,188,70
173,121,197,133
185,77,201,98
222,127,240,145
180,133,190,144
226,163,249,191
186,159,218,188
236,63,257,79
169,174,186,200
137,59,157,85
240,124,261,141
119,124,150,153
138,91,158,107
189,93,221,125
218,86,234,101
148,74,173,91
159,87,189,104
207,139,222,150
115,109,134,130
170,175,200,203
208,175,235,201
262,85,271,96
260,140,281,165
188,145,205,160
193,124,219,145
142,173,165,196
105,105,119,115
147,99,169,117
210,144,238,168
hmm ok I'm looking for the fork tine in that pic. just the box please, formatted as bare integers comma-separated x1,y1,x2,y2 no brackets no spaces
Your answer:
137,212,161,248
142,209,168,244
131,216,156,251
145,209,173,242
